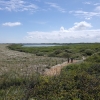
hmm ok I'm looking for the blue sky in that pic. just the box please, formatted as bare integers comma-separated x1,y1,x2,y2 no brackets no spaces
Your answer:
0,0,100,43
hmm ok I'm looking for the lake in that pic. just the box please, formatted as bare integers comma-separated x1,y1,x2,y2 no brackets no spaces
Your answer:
23,44,61,47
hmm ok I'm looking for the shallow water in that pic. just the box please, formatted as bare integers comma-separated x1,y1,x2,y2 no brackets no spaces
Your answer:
23,44,60,47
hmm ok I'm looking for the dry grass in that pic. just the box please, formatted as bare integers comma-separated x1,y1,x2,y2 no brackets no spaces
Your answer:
0,44,67,77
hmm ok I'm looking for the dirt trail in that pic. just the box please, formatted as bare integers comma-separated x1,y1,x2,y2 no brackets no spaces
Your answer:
43,60,79,76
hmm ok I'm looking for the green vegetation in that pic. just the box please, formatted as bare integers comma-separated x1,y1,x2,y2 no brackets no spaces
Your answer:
0,43,100,99
27,53,100,100
8,43,100,59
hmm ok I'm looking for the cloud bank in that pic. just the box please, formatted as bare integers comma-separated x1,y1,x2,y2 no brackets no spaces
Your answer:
25,21,100,43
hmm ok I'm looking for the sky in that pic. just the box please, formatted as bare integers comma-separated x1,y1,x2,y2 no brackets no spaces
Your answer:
0,0,100,43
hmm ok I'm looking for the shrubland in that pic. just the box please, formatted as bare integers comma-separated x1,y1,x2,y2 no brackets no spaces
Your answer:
28,53,100,100
0,43,100,100
8,43,100,59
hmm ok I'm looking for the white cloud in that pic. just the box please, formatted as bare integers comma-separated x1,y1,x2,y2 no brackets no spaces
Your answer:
95,6,100,11
69,21,92,31
60,26,65,32
69,2,100,19
84,2,91,5
94,3,100,6
70,9,100,20
85,17,91,20
2,22,21,27
25,21,100,43
46,2,66,13
0,0,38,12
0,8,3,10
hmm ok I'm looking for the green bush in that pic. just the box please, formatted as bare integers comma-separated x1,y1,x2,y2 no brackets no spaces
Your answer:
48,52,57,57
36,52,44,56
84,49,94,56
86,53,100,63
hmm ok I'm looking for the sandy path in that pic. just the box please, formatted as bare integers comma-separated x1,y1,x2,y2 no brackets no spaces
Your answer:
43,60,78,76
